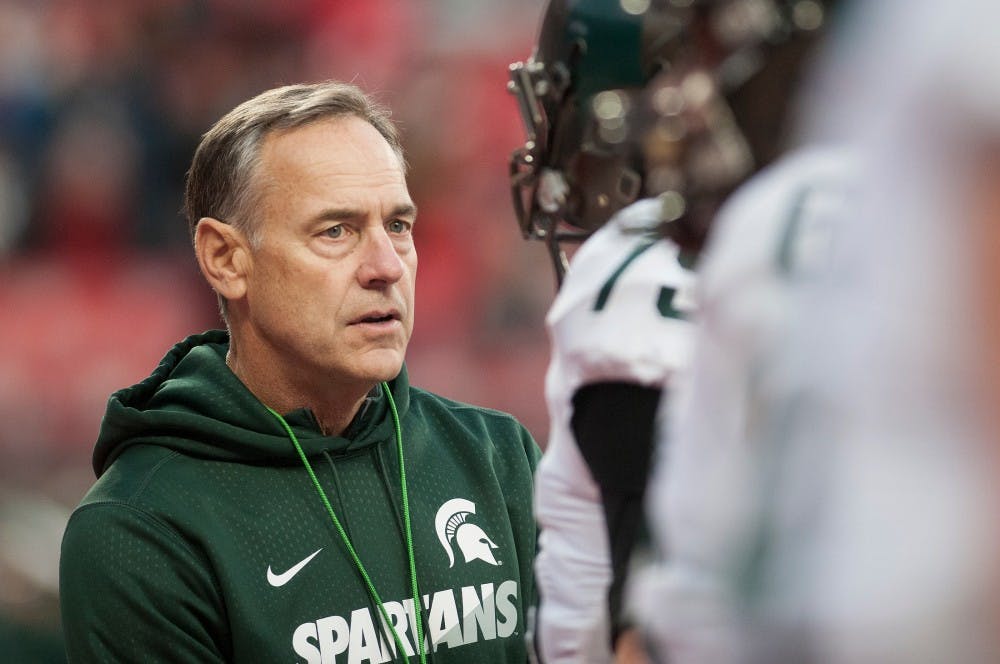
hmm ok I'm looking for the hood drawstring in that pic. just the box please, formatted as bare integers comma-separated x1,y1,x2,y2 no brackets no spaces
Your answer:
320,448,383,637
267,382,427,664
320,451,343,508
320,449,385,641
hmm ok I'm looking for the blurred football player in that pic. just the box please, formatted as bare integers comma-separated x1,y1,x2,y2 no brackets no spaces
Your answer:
634,143,855,663
507,1,830,661
625,10,851,664
713,0,1000,661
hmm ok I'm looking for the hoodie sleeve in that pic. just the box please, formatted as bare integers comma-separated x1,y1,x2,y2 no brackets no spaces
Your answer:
60,503,229,663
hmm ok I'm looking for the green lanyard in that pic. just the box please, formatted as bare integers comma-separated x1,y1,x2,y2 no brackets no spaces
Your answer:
267,382,427,663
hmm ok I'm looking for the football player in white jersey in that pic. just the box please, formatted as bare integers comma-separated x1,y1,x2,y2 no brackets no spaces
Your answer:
507,2,832,661
723,0,1000,661
625,4,870,661
634,144,855,663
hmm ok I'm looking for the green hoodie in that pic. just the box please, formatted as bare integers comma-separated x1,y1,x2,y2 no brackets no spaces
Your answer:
60,331,541,663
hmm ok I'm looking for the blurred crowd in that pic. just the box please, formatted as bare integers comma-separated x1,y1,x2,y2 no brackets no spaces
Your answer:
0,0,552,659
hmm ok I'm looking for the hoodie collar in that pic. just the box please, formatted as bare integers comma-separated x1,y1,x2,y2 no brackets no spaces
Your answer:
93,330,411,476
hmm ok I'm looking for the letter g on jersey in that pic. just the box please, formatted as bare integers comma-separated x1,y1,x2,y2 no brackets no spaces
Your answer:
434,498,501,567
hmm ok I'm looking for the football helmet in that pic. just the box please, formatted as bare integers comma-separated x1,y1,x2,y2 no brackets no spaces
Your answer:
508,0,831,283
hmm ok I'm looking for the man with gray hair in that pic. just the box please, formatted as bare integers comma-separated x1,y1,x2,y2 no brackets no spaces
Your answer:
59,81,541,663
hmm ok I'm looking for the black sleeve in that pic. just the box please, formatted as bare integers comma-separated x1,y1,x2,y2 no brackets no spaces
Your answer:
570,381,662,647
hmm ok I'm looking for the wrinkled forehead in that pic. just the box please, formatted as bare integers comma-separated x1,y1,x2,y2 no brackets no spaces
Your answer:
256,118,404,190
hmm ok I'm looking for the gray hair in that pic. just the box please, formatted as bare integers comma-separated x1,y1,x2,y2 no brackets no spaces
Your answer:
183,80,404,247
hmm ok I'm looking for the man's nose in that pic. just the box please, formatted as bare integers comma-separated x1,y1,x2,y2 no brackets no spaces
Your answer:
357,228,405,287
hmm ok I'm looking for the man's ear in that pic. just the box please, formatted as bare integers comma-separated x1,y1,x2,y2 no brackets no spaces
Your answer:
194,218,251,302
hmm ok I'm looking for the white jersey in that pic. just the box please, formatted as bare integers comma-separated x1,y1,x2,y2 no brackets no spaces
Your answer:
534,198,696,664
705,1,1000,661
632,147,853,663
770,2,1000,661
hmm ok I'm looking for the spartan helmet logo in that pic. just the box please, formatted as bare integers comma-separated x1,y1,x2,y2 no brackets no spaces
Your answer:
434,498,501,567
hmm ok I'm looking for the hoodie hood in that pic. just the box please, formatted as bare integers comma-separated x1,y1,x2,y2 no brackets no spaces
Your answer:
93,330,411,477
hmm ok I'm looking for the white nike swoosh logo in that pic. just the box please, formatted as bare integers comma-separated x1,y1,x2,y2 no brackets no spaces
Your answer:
267,548,322,587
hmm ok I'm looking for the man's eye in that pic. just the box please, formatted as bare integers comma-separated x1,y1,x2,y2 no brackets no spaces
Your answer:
388,220,411,234
323,225,344,239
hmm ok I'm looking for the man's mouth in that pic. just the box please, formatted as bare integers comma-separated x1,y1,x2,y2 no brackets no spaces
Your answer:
350,310,401,325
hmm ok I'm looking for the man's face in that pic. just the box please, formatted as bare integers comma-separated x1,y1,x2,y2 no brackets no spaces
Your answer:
241,115,417,391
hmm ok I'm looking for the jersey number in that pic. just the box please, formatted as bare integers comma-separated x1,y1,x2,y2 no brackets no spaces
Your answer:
593,240,689,320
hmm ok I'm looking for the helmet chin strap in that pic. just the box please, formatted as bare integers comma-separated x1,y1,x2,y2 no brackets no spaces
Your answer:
546,225,571,288
536,169,573,287
541,214,592,289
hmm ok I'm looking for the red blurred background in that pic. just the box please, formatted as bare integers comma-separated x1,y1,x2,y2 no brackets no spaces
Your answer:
0,1,552,658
